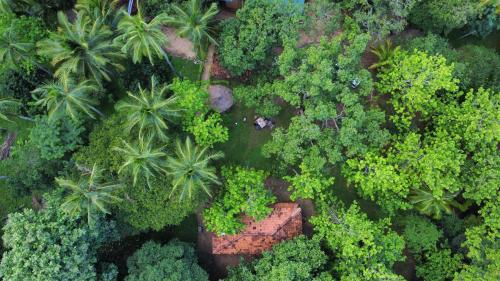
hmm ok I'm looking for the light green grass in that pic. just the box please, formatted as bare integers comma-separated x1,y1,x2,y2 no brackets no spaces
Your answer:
171,57,203,81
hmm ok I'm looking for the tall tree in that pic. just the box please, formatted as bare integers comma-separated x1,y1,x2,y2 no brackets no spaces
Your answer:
57,164,122,224
115,76,179,141
116,8,176,72
113,136,167,188
165,137,223,200
37,11,124,83
166,0,218,58
32,78,101,121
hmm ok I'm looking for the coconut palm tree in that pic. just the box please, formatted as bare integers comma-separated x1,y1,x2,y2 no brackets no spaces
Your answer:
165,137,223,200
409,188,462,219
32,78,101,121
37,11,124,83
76,0,122,28
115,8,176,73
0,98,19,123
115,76,179,141
58,164,122,224
166,0,218,59
113,136,167,188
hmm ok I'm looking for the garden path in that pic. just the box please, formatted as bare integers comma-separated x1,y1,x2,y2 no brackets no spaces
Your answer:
162,27,197,60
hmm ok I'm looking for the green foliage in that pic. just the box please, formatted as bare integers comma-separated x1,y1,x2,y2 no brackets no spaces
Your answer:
57,164,122,224
116,10,169,65
187,112,228,147
170,78,209,125
234,82,281,117
0,192,118,281
225,236,332,281
376,50,459,129
117,177,201,231
342,0,418,39
166,0,218,58
203,166,275,235
311,201,405,280
402,214,442,254
0,68,48,115
0,97,19,122
125,240,208,281
416,248,463,281
369,39,401,70
29,115,84,160
142,0,179,20
465,5,498,38
218,0,303,75
166,137,223,200
304,0,342,39
74,113,128,174
0,14,48,73
116,76,179,141
37,11,124,83
120,59,171,92
0,142,61,192
456,45,500,91
114,136,167,188
410,0,484,34
284,159,334,201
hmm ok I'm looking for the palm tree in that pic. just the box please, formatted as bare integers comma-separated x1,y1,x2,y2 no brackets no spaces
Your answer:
113,136,167,188
57,164,122,224
369,39,400,70
76,0,122,28
0,98,19,123
115,76,179,141
166,0,218,59
32,78,101,121
409,188,462,219
165,137,223,200
115,8,176,73
37,11,125,83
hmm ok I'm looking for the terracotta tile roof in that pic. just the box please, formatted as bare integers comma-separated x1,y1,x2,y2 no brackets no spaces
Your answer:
211,203,302,255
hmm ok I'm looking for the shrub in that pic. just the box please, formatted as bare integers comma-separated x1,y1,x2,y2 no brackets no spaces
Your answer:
187,113,228,147
0,69,48,115
416,248,463,281
29,116,84,160
218,0,303,75
125,240,208,281
233,82,281,117
402,214,442,254
456,44,500,91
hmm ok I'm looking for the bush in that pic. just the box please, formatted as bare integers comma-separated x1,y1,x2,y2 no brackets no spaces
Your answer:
120,60,172,92
410,0,484,34
74,114,128,174
117,177,202,231
416,248,463,281
170,78,209,126
456,44,500,91
0,192,118,281
125,240,208,281
218,0,303,76
29,116,84,160
203,166,276,235
0,69,49,116
402,214,442,254
187,113,228,147
233,82,281,117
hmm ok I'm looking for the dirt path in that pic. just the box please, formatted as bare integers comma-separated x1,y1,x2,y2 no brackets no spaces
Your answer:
202,44,215,81
162,27,197,60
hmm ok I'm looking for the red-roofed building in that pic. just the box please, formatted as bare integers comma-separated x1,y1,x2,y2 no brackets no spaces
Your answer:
211,203,302,255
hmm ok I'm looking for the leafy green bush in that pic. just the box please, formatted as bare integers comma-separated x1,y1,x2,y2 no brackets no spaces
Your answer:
125,240,208,281
29,116,84,160
410,0,484,34
203,166,276,235
170,78,209,126
116,177,201,231
416,248,463,281
0,141,61,192
218,0,303,75
456,44,500,91
402,214,442,254
233,82,281,117
0,192,118,281
225,236,332,281
187,113,228,147
74,113,128,174
0,68,48,115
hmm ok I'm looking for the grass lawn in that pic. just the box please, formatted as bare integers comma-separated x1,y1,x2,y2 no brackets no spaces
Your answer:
215,102,295,169
171,56,203,81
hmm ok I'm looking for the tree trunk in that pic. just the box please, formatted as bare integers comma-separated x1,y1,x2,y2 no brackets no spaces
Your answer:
0,132,17,160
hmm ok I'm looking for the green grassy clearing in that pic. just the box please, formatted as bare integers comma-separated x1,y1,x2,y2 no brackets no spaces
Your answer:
172,56,203,81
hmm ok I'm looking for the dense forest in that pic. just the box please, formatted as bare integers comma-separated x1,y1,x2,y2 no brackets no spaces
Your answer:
0,0,498,280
